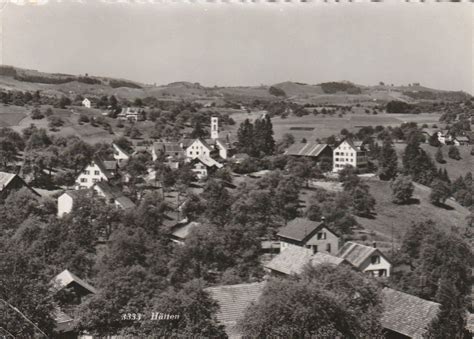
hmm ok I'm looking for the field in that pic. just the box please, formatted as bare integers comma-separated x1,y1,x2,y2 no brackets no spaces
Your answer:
0,104,28,127
229,111,443,141
394,143,473,179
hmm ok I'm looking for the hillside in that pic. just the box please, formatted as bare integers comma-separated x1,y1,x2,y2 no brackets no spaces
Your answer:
0,65,470,104
353,178,470,250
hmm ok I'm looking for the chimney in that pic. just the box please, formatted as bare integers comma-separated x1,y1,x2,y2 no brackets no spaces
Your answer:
320,216,326,223
372,241,377,248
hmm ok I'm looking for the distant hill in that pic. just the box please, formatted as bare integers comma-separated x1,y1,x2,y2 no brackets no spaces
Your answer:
0,65,471,104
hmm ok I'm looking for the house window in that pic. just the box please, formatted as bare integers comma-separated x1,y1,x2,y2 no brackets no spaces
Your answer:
371,256,380,264
312,245,318,254
93,179,98,183
80,178,87,183
326,243,331,253
317,232,326,240
84,170,90,175
379,269,386,277
94,170,100,175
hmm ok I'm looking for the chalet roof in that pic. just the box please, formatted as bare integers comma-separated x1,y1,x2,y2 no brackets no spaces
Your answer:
337,241,384,268
381,288,440,339
456,136,469,141
51,269,98,295
337,139,364,151
115,195,136,209
285,143,330,157
205,282,266,338
0,172,16,191
265,247,345,275
171,221,201,240
102,160,118,171
277,218,327,243
194,155,223,169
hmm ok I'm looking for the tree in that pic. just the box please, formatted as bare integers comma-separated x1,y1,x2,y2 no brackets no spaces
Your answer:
429,179,451,205
58,95,71,109
268,86,286,97
402,134,436,185
190,120,208,139
428,133,441,147
236,119,254,156
448,145,461,160
31,108,44,120
435,147,445,164
239,265,383,338
390,175,414,204
378,137,398,180
351,186,376,216
141,280,226,337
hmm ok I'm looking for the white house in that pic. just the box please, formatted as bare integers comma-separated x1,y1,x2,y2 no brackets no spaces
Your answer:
184,138,213,159
75,158,114,189
112,143,130,163
277,218,341,255
333,139,368,172
117,107,141,122
57,190,84,218
337,241,392,277
82,98,91,108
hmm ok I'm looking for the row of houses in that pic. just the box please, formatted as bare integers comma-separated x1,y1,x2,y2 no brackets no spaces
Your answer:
285,139,369,173
421,128,472,145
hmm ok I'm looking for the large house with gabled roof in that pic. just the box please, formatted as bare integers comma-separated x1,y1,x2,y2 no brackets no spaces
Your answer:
75,157,117,189
0,171,39,199
277,218,341,255
332,139,368,172
337,241,392,277
285,142,332,162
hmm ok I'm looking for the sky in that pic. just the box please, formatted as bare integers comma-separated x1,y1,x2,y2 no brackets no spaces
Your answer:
1,1,473,93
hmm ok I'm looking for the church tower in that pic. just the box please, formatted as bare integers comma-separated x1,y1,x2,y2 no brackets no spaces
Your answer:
211,117,219,139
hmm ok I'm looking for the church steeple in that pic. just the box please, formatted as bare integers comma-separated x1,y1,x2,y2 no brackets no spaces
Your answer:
211,117,219,139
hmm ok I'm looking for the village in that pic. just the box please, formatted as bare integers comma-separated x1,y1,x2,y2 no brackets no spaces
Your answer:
0,88,473,338
0,2,473,337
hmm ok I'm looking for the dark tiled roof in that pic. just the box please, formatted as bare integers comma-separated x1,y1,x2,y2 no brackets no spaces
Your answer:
285,143,329,157
277,218,325,242
205,282,266,338
153,141,183,154
91,157,114,179
93,182,135,209
336,242,387,268
381,288,440,339
265,247,345,275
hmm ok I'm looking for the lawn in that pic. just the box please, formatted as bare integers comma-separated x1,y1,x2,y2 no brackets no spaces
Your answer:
394,143,473,179
228,111,443,142
354,178,470,249
0,104,28,127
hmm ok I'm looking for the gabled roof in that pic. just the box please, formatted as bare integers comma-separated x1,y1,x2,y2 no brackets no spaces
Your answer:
0,172,16,191
61,189,85,200
193,155,223,169
337,139,364,151
51,269,98,295
277,218,331,243
114,195,136,209
265,247,346,275
205,282,266,338
87,157,114,179
455,136,469,141
171,221,201,240
381,288,440,339
112,143,131,157
337,241,387,268
184,138,213,151
285,143,330,157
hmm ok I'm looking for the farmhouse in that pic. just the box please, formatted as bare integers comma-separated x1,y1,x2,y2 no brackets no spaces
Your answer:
265,246,347,277
183,138,214,159
152,141,185,161
190,155,223,179
205,282,266,338
0,171,39,199
75,158,116,189
81,97,91,108
337,241,392,277
332,139,368,172
277,218,341,255
453,136,469,146
285,142,332,162
117,107,142,122
381,288,440,339
112,143,131,163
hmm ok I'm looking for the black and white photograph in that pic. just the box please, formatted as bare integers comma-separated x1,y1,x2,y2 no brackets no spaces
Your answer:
0,1,472,338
